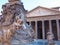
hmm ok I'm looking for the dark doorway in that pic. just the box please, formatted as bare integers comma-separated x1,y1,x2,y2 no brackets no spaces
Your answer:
31,21,35,31
51,20,58,40
37,21,42,39
44,21,49,39
27,22,29,25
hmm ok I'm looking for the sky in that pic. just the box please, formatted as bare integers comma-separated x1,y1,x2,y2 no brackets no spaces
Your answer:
0,0,60,14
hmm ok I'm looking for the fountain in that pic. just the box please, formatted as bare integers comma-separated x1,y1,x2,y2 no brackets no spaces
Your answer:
0,0,60,45
0,0,34,45
11,9,35,44
47,32,55,45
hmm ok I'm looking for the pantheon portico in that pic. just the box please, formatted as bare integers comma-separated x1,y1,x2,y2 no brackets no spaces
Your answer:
26,6,60,40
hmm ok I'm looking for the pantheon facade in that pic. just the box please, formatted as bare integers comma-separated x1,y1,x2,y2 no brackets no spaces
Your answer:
26,6,60,41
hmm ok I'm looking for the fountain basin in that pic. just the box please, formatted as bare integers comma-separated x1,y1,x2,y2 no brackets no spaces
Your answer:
11,39,60,45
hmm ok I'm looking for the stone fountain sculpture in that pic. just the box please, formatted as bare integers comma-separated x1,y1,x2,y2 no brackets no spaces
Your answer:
47,32,55,45
0,0,34,45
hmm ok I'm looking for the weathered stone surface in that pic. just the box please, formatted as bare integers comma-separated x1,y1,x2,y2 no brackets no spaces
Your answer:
0,0,34,45
0,0,23,45
47,32,55,45
8,0,20,2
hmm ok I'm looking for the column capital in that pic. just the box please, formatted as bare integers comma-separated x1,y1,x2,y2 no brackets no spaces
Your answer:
35,20,37,22
42,20,45,21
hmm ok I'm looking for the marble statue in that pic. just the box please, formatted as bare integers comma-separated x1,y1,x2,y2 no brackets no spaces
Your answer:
0,0,34,45
47,32,55,45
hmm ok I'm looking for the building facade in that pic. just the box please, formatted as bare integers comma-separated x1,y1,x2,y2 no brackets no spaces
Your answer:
26,6,60,40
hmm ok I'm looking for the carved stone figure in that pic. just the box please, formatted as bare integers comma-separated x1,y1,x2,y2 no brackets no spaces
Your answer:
8,0,20,2
47,32,55,45
0,16,22,45
0,0,34,45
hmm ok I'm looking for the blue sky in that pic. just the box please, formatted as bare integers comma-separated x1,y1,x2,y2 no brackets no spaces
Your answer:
0,0,60,14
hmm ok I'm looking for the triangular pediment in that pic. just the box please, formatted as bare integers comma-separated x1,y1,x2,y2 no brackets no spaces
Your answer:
26,6,60,17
